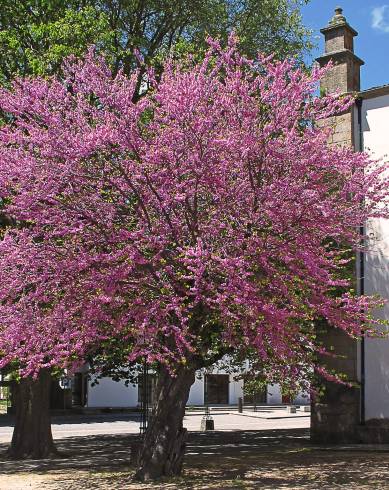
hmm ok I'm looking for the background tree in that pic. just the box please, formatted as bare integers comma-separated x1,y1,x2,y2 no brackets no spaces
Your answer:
0,39,387,479
0,1,312,91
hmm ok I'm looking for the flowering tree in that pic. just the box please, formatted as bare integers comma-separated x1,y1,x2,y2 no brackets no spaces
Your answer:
0,39,387,478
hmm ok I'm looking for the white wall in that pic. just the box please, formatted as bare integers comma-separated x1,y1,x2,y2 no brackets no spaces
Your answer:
267,384,282,404
86,375,309,407
87,378,138,408
187,376,204,405
360,93,389,419
265,384,309,405
229,377,244,404
294,391,310,405
85,358,309,408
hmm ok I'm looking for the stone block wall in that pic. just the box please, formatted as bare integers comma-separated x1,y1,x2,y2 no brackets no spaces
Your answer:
317,111,355,148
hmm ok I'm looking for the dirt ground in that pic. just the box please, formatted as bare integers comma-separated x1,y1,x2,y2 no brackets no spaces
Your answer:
1,429,389,489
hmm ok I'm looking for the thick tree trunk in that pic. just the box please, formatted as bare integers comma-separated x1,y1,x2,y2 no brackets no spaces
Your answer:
7,369,57,459
134,365,196,481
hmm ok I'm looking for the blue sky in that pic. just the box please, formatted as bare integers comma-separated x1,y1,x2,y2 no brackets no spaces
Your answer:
301,1,389,90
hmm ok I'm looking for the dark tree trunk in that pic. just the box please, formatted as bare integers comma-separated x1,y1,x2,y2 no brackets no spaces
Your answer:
134,365,197,481
7,369,57,459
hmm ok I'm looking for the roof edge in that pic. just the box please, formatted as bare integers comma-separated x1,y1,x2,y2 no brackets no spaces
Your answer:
359,84,389,100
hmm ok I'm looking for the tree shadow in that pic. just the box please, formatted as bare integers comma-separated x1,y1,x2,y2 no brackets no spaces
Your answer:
1,429,389,489
0,433,137,474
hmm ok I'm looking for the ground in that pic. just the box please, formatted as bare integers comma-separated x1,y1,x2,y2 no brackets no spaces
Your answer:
0,408,310,442
1,411,389,489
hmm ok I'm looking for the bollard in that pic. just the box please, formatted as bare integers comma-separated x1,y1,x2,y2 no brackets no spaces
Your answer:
238,397,243,413
200,416,215,430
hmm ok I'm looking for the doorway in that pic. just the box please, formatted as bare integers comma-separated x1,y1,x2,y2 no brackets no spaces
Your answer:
204,374,229,404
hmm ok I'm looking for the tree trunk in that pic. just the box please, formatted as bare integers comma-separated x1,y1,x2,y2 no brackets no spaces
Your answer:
7,369,57,459
134,365,196,481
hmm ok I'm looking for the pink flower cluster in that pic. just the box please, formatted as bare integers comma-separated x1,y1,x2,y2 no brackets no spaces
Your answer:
0,38,387,380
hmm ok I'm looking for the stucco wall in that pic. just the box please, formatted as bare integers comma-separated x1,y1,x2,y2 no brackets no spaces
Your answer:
361,93,389,420
187,376,204,405
85,352,310,408
267,384,282,404
87,377,138,408
229,377,244,404
86,373,308,408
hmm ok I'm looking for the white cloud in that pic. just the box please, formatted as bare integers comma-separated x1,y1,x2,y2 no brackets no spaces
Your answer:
372,5,389,33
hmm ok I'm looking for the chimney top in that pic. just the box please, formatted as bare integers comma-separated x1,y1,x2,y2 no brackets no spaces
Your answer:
316,7,364,93
329,7,346,26
320,7,358,37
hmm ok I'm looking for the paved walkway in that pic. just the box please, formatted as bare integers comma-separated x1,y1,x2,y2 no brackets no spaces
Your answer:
0,410,310,443
237,409,310,419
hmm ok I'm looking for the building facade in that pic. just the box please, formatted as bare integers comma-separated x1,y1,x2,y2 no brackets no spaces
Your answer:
312,8,389,443
84,365,309,409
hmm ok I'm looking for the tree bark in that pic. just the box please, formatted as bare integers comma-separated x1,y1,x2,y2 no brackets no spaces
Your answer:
7,369,57,459
134,365,197,481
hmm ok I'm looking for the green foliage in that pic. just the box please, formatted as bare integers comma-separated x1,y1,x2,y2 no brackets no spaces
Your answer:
0,2,109,84
226,0,312,61
242,374,267,396
0,0,312,89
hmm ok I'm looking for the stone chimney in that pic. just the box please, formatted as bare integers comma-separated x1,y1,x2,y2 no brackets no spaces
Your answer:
310,8,363,445
316,7,364,94
315,8,364,148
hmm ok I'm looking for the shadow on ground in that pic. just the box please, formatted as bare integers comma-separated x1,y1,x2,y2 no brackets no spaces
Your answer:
1,429,389,489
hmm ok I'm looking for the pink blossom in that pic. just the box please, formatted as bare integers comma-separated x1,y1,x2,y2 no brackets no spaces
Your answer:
0,38,388,384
